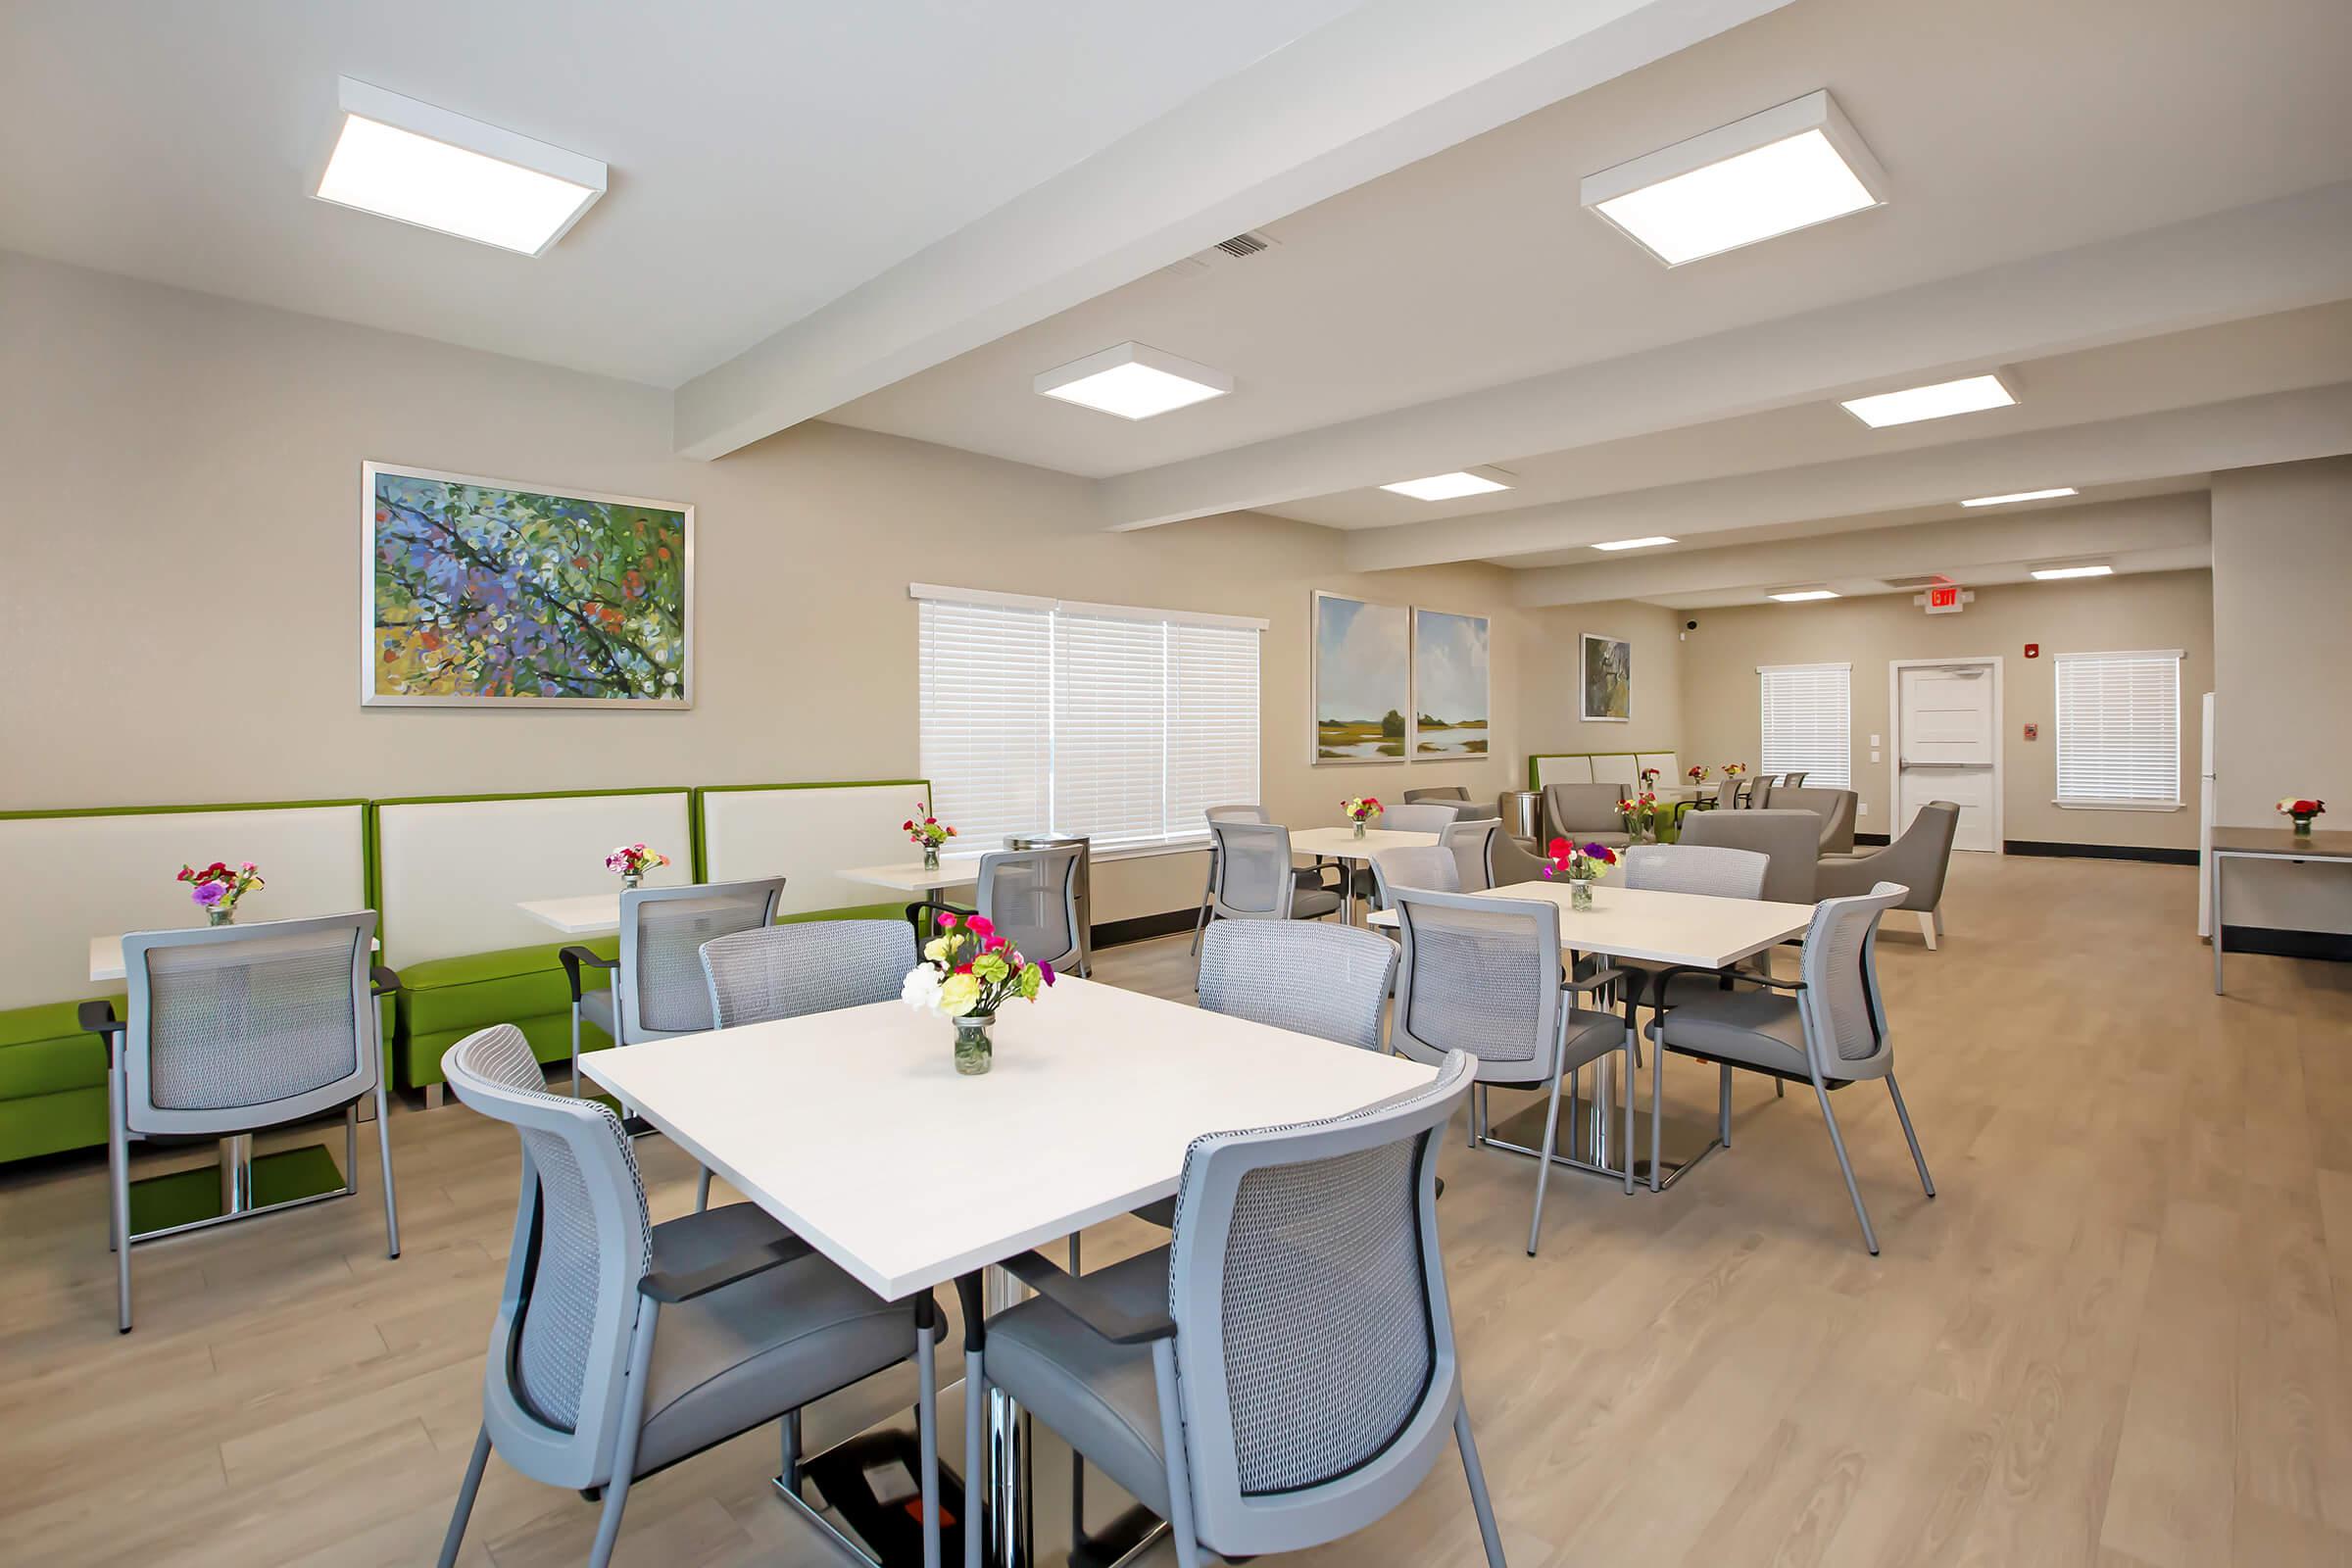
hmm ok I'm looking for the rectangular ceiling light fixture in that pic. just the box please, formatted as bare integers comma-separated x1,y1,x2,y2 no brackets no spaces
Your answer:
1580,90,1887,267
1840,372,2016,429
2031,563,2115,580
1961,487,2078,508
315,78,605,256
1768,587,1840,602
1380,466,1515,502
1591,535,1678,551
1034,342,1233,419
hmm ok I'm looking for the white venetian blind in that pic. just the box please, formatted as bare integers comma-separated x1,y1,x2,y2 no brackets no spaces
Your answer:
913,586,1262,854
1758,662,1852,789
2055,650,2180,807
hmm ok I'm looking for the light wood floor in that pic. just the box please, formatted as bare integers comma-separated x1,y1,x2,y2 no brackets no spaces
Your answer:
5,854,2350,1567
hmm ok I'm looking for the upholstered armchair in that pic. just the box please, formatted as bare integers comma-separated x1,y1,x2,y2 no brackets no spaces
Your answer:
1816,801,1960,949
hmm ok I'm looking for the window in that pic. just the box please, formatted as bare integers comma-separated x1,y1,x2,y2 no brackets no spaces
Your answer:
2055,650,2180,808
914,584,1263,853
1758,662,1851,788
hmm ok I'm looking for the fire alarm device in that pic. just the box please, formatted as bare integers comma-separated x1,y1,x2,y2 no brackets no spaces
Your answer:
2024,722,2038,741
2025,642,2039,659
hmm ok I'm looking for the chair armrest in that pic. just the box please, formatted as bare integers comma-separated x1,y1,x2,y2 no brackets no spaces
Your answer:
639,1234,813,1303
906,898,976,935
369,964,402,998
559,945,618,1004
999,1250,1176,1345
1812,850,1886,900
78,999,124,1038
1564,965,1626,995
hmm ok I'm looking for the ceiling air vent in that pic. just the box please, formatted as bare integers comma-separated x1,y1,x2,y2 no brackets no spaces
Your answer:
1161,230,1282,276
1209,229,1276,259
1879,574,1951,590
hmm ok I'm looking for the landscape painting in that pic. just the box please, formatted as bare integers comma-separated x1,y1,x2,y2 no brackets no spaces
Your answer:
1412,608,1490,756
364,462,692,708
1313,592,1409,763
1582,632,1631,722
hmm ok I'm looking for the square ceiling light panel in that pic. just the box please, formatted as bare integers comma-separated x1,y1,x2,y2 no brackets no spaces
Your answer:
1380,466,1516,501
1034,343,1233,419
1581,90,1887,268
316,78,606,256
1840,373,2017,429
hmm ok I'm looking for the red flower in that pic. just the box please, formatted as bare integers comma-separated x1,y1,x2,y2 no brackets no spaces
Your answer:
1547,837,1569,858
968,915,995,939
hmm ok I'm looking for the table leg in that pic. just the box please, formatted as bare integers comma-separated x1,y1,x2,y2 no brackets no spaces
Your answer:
985,1265,1034,1568
2211,851,2226,995
219,1133,254,1215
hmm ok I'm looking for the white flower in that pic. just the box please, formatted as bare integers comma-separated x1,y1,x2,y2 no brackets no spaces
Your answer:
901,966,944,1014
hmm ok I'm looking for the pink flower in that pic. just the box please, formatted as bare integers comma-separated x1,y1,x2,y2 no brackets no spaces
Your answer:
968,914,995,939
985,934,1007,953
937,911,958,930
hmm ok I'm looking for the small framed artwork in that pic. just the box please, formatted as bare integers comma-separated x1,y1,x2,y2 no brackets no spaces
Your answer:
1410,608,1490,756
1311,591,1410,764
1582,632,1632,722
363,462,693,709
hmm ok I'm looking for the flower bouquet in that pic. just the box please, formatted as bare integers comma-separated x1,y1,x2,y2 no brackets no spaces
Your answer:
1722,762,1748,778
2278,797,2327,837
1617,791,1661,842
605,843,669,891
177,861,263,926
1640,765,1662,789
1687,764,1711,784
1543,837,1616,910
1343,796,1383,839
903,910,1054,1075
904,803,957,869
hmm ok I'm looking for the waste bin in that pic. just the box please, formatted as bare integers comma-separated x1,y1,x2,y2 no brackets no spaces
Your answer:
1500,790,1544,848
1005,833,1092,975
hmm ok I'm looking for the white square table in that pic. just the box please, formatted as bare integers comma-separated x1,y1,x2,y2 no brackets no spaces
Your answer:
583,976,1432,1567
1371,878,1814,1189
515,893,626,937
838,855,989,897
2210,825,2352,994
1284,826,1440,922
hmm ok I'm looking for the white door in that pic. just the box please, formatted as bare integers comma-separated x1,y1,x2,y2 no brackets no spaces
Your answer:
1897,663,1997,852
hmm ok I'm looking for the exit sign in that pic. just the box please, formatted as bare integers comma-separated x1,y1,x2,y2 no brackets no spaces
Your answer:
1927,584,1964,612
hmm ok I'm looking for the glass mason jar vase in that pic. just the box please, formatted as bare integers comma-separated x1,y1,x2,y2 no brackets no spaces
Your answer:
955,1013,995,1075
2292,813,2318,837
1352,819,1368,839
1570,879,1595,911
621,873,642,891
923,845,942,870
206,906,235,927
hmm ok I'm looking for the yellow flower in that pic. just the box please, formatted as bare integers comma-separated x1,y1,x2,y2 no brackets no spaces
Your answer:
938,973,981,1018
923,936,953,962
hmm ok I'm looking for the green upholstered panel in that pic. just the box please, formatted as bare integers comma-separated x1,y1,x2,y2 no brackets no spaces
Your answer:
0,1028,104,1102
0,1087,107,1163
395,936,617,1039
0,998,101,1052
779,902,910,925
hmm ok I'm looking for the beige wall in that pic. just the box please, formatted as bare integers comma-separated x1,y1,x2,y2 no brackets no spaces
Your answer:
1516,601,1686,775
2212,456,2352,933
1674,571,2214,850
0,253,1531,922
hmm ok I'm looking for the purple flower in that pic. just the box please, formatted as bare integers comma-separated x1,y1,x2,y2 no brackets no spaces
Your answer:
191,882,226,906
1038,959,1056,989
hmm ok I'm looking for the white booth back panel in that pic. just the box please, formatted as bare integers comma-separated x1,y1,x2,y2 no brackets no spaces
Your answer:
376,793,692,967
1639,753,1682,785
0,806,367,1009
1533,756,1592,788
1590,755,1641,788
702,784,927,916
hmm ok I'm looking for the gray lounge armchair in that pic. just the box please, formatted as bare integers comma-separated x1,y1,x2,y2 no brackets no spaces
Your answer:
1402,786,1472,804
1541,782,1633,850
1818,801,1960,949
1679,808,1823,905
1771,786,1858,855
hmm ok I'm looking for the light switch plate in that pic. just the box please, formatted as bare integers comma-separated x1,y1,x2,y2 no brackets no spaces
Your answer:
1857,803,1869,815
1869,750,1882,763
1869,734,1882,747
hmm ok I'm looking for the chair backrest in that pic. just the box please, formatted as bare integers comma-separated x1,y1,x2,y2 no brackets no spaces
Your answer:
1209,821,1298,920
1487,828,1548,888
1439,820,1498,891
1543,782,1625,839
1784,770,1808,787
1198,921,1396,1052
1771,787,1856,854
980,846,1083,967
1749,776,1777,808
701,918,917,1028
1880,802,1961,909
121,912,379,1137
1390,888,1561,1083
1622,844,1768,900
1679,809,1822,904
1795,883,1908,1082
443,1024,652,1491
1375,803,1461,834
1400,786,1470,804
1165,1050,1477,1558
1368,845,1460,910
1713,777,1740,808
1205,804,1271,826
617,879,785,1040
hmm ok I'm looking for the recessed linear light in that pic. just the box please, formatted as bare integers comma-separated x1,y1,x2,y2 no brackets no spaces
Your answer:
1768,588,1841,603
1962,487,2079,508
1592,535,1679,551
314,78,605,256
1580,91,1888,268
2031,564,2115,580
1840,373,2016,429
1381,466,1515,502
1033,342,1232,420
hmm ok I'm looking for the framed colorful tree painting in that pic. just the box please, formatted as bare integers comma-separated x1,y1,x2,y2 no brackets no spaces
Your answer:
362,462,693,709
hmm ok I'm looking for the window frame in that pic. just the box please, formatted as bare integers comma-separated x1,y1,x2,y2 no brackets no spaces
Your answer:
2051,648,2184,811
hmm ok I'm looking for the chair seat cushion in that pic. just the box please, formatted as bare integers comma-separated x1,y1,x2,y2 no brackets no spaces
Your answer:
983,1246,1173,1517
577,989,615,1039
396,938,618,1038
635,1202,928,1474
1291,888,1343,919
1647,990,1807,1075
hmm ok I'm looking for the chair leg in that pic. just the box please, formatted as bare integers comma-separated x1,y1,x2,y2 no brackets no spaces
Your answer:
570,1001,583,1098
1917,909,1938,951
1527,1064,1568,1256
1811,1077,1880,1255
1720,1065,1734,1147
782,1408,802,1493
1887,1074,1936,1197
108,1110,132,1334
1189,854,1216,956
423,1082,444,1110
915,1309,941,1568
694,1167,713,1213
1454,1403,1508,1568
375,1079,401,1258
1620,1036,1636,1196
963,1348,985,1568
1151,1341,1206,1568
436,1424,492,1568
1649,1016,1666,1193
588,1309,659,1568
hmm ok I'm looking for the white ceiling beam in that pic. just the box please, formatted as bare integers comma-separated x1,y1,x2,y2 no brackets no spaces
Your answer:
1106,180,2352,537
1513,493,2211,606
670,0,1798,461
1348,380,2352,573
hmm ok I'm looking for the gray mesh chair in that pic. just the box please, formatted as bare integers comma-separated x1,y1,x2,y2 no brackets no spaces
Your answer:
1192,804,1271,956
1748,775,1779,809
562,878,786,1096
1680,809,1822,905
1642,883,1934,1253
1402,786,1471,804
1392,889,1635,1252
1441,819,1500,892
1377,802,1468,834
980,845,1086,976
1772,786,1858,855
1207,821,1342,927
1369,844,1461,910
962,1052,1504,1568
79,912,400,1333
1783,770,1808,787
1541,783,1633,850
1819,801,1960,949
435,1025,944,1568
702,918,916,1027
